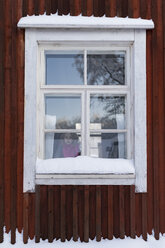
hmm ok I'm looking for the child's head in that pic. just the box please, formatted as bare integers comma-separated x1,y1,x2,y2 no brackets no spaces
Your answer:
64,133,73,145
63,133,79,146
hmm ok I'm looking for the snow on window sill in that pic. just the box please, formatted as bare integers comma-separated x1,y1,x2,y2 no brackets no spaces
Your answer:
35,156,135,185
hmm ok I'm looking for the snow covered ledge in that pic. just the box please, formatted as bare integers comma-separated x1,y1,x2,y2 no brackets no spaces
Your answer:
18,14,154,29
36,156,135,186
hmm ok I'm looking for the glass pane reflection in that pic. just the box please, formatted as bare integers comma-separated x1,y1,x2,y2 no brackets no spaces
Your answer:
45,132,81,159
90,95,125,129
46,52,84,85
45,96,81,129
87,52,125,85
90,133,126,158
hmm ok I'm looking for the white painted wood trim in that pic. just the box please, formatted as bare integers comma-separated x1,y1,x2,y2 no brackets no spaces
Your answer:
24,30,37,192
133,30,147,192
23,25,151,192
35,177,135,185
36,173,135,179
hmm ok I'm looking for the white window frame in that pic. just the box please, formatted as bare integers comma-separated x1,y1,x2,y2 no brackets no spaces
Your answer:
18,16,154,193
38,45,131,160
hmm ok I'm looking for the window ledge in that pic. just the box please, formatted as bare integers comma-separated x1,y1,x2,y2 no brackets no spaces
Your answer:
18,14,154,30
36,156,135,185
35,174,135,185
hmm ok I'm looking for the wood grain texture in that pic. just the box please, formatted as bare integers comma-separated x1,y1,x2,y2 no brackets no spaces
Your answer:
4,0,12,234
23,193,29,244
107,186,113,240
0,0,5,242
109,0,117,17
26,0,34,15
82,0,93,16
145,0,153,233
119,186,125,239
151,0,160,239
130,186,135,238
38,0,45,14
66,186,73,241
84,186,89,242
35,186,40,243
96,186,101,241
73,186,78,241
16,0,24,234
155,0,165,235
121,0,128,17
11,0,18,243
45,0,51,15
113,186,119,238
89,186,96,240
40,186,48,240
48,186,54,242
78,186,84,242
60,185,66,242
54,186,60,240
124,186,130,237
135,194,142,237
70,0,81,16
93,0,105,17
101,186,108,239
28,194,35,240
51,0,58,14
142,194,147,241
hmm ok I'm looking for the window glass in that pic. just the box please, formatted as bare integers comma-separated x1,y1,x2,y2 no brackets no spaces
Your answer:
90,95,125,129
45,132,81,159
44,50,128,160
45,51,84,85
90,133,126,158
45,95,81,129
87,51,125,85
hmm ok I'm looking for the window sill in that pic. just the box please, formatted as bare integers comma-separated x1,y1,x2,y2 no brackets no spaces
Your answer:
35,156,135,185
35,173,135,185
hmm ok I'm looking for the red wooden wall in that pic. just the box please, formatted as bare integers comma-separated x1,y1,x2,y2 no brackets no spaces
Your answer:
0,0,165,244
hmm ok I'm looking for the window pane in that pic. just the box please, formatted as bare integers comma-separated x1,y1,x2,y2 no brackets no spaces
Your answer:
45,96,81,129
90,133,126,158
46,51,84,85
90,95,125,129
45,132,81,159
87,51,125,85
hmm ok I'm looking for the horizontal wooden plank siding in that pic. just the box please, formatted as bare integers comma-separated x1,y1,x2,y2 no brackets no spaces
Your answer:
0,0,165,243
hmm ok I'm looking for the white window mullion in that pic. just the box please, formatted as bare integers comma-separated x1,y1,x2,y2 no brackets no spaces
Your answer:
86,91,90,156
126,92,131,159
81,91,85,156
38,91,45,159
84,49,87,85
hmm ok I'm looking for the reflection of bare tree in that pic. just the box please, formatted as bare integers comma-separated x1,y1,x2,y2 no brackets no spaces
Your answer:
74,54,125,85
73,53,125,158
90,96,125,129
56,116,81,129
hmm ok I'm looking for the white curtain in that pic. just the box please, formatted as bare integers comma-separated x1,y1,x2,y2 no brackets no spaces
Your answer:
116,114,125,158
45,115,56,159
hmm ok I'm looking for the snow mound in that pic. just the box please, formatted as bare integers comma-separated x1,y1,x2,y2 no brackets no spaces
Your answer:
36,156,135,174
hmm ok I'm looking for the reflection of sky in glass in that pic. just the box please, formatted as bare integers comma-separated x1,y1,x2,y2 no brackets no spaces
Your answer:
46,53,84,85
45,96,81,129
90,95,125,129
